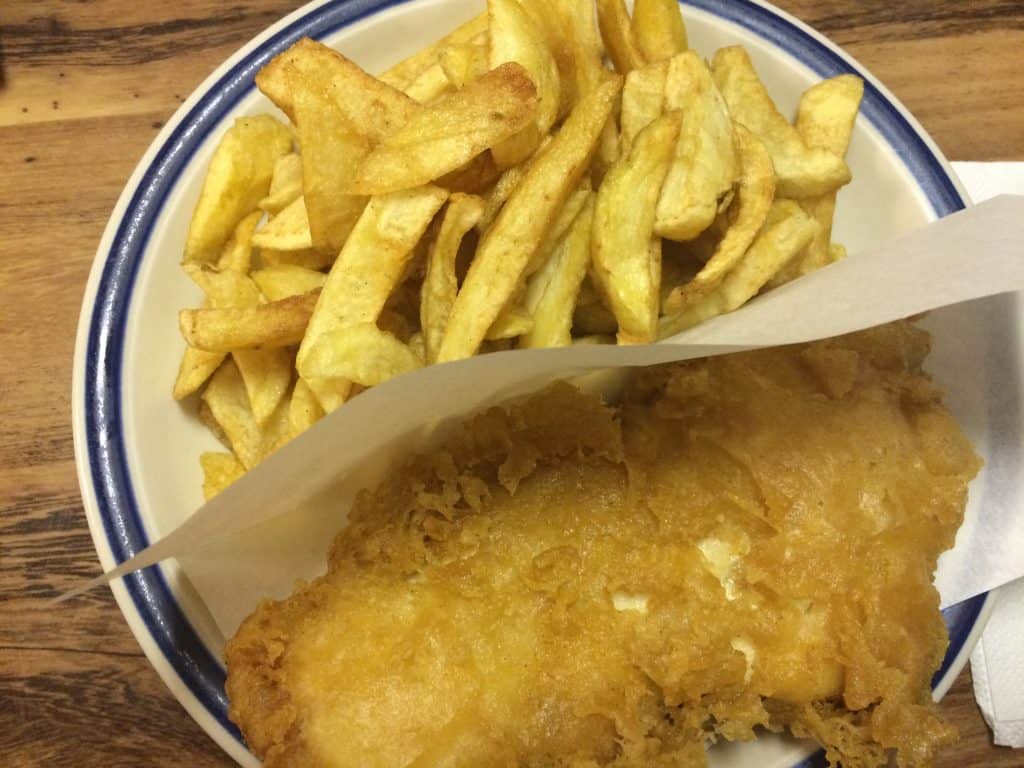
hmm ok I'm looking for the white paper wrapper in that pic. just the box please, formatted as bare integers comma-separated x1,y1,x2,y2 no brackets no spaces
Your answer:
83,195,1024,643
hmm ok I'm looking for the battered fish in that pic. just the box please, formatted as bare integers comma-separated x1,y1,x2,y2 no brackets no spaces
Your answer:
226,322,980,768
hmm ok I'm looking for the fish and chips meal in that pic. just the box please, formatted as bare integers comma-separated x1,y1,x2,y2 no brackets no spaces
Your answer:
226,322,980,767
172,0,865,496
167,1,982,765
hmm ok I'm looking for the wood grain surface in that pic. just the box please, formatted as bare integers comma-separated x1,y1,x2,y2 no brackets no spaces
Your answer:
1,1,1021,766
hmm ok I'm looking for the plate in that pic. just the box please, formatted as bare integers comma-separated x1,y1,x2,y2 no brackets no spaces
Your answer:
71,0,1005,765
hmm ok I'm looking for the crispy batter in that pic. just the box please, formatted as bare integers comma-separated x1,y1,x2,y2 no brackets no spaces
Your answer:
226,322,979,768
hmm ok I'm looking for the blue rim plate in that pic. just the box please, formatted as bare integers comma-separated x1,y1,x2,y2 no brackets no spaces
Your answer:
72,0,997,765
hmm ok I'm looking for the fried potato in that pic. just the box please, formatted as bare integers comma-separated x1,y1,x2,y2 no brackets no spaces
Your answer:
663,124,775,312
288,378,325,436
486,306,534,340
620,61,667,152
555,0,606,100
439,41,489,89
258,153,304,215
573,276,619,334
403,62,453,103
521,194,595,348
348,63,539,195
303,324,422,386
489,0,561,167
173,348,225,401
258,247,334,270
655,52,738,241
592,112,680,344
436,151,502,194
252,265,327,302
233,348,294,425
200,359,270,469
183,263,262,308
437,76,621,362
200,451,245,501
421,194,486,363
183,115,292,264
712,46,851,198
479,159,528,230
526,183,592,275
258,38,414,133
380,13,488,90
660,200,817,337
632,0,688,63
217,210,263,274
251,195,312,251
297,186,448,376
181,290,320,352
596,0,645,74
791,75,863,274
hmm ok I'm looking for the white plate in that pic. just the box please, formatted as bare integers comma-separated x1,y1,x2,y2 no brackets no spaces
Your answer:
72,0,1009,765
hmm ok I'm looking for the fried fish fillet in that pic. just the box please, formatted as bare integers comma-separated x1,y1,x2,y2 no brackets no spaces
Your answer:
226,322,980,768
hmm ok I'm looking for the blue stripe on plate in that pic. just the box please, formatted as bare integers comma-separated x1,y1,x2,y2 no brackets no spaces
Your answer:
83,0,982,759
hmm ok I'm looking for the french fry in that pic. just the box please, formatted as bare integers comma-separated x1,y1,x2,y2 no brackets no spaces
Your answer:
252,265,327,302
632,0,688,63
712,46,850,198
486,306,534,340
655,52,738,241
380,13,488,90
258,38,415,135
436,152,502,194
259,248,334,270
348,63,539,195
258,153,304,215
288,378,325,436
173,349,225,401
620,61,668,152
660,200,817,336
663,124,775,312
183,263,262,308
217,211,263,273
573,276,619,334
303,324,422,386
439,41,490,90
251,195,312,251
525,182,592,275
421,194,486,363
555,0,606,101
596,0,645,74
592,111,680,344
297,185,449,375
521,194,595,348
200,452,245,501
200,359,268,469
403,62,453,103
183,115,292,264
181,290,320,352
233,348,294,425
437,76,621,362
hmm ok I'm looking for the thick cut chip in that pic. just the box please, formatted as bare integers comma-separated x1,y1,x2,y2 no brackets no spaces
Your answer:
403,62,453,103
555,0,606,101
253,265,327,302
259,248,334,270
712,47,851,198
303,324,422,386
620,61,668,152
233,348,295,426
479,160,529,231
489,0,561,138
521,194,595,348
592,112,680,344
659,200,817,337
217,211,263,274
632,0,688,63
439,41,490,90
298,186,449,376
200,359,268,470
790,75,863,275
663,124,775,312
421,194,486,363
380,14,488,90
655,52,738,241
289,378,325,436
437,76,621,362
259,153,304,215
257,38,415,134
181,290,320,352
348,63,539,195
437,152,502,194
486,306,534,340
200,452,245,501
596,0,645,74
173,348,225,400
526,183,592,275
183,264,262,308
183,115,292,264
251,196,312,251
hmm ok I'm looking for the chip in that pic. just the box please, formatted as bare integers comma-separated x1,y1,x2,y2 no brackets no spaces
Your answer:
655,51,738,241
183,115,292,264
288,378,325,436
348,63,539,195
252,265,328,302
303,324,423,386
620,61,667,153
233,348,295,425
662,123,775,313
438,41,490,90
592,111,680,344
200,452,246,501
251,195,313,251
437,76,621,361
201,359,272,469
380,14,488,91
181,290,320,352
258,153,304,215
712,46,851,198
217,211,263,274
596,0,645,74
631,0,688,63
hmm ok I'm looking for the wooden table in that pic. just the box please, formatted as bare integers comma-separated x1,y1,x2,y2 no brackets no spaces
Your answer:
1,1,1021,765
